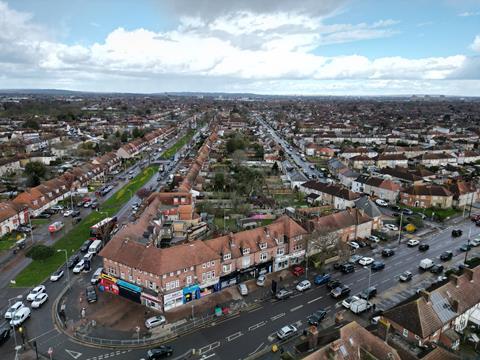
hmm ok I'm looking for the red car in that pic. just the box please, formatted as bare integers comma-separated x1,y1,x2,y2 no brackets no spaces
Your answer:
291,266,305,277
472,214,480,222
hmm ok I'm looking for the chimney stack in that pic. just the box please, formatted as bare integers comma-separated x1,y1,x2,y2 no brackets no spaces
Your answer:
449,274,460,287
418,289,430,303
464,268,475,282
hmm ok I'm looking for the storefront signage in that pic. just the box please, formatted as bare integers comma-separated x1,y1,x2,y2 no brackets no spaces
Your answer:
100,273,117,283
117,279,141,293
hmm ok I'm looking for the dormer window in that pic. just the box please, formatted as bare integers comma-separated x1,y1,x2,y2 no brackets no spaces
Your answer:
259,242,267,250
223,253,231,261
242,248,250,255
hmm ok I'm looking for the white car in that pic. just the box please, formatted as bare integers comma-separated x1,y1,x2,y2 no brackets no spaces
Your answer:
10,306,31,327
385,224,399,231
296,280,312,292
359,257,374,266
31,293,48,308
63,210,73,217
375,199,388,207
256,275,266,287
73,260,85,274
368,235,380,243
342,295,360,309
407,239,420,247
50,269,64,282
26,285,46,301
277,325,297,340
4,301,24,319
349,241,360,250
145,315,166,329
470,238,480,247
238,283,248,296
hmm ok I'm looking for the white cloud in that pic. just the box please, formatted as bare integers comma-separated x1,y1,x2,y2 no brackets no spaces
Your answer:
471,35,480,52
458,11,480,16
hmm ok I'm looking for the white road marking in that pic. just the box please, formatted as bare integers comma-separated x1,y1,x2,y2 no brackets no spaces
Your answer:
249,321,266,331
248,306,262,313
308,296,323,304
226,331,243,342
270,312,285,321
248,342,265,356
200,354,216,360
393,261,402,266
198,341,220,355
382,279,389,284
290,305,303,312
325,306,331,311
66,350,83,359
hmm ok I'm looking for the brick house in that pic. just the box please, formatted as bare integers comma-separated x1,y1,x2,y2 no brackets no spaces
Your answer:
0,202,29,236
351,175,401,202
400,184,453,209
375,153,408,169
447,181,479,208
300,181,360,210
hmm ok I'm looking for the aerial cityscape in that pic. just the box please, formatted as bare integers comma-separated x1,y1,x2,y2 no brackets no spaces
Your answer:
1,1,480,360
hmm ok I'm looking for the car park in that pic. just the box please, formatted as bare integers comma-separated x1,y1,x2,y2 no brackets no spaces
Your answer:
86,286,97,303
451,229,463,237
440,251,453,261
4,301,24,319
73,260,85,274
67,254,80,268
359,286,377,300
314,273,331,285
331,285,351,298
307,310,327,326
399,271,413,282
382,248,395,257
371,261,385,271
419,244,430,251
146,346,173,359
407,239,419,247
31,293,48,308
50,269,64,282
276,325,297,340
9,307,30,327
341,263,355,274
296,280,311,292
291,266,305,277
359,257,374,266
430,264,444,274
256,275,266,287
342,296,360,309
275,288,293,300
375,199,388,207
27,285,46,301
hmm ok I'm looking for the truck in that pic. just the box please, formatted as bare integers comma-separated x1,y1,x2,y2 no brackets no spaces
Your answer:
419,258,434,270
349,299,372,314
87,239,103,255
48,221,64,233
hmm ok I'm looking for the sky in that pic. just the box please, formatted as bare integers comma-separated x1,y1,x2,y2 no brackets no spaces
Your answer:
1,0,480,95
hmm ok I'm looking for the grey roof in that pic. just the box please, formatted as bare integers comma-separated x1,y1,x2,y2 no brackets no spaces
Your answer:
430,291,457,324
354,196,382,218
289,171,308,182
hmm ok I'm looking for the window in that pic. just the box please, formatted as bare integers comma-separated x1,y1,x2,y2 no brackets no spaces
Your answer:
128,275,133,282
177,270,181,275
223,264,231,273
184,268,188,272
166,280,180,291
259,243,267,250
242,248,250,255
277,247,285,256
260,252,268,261
223,253,231,261
186,276,192,285
202,263,206,269
170,272,174,276
148,281,156,290
162,274,166,279
120,272,125,279
403,328,408,338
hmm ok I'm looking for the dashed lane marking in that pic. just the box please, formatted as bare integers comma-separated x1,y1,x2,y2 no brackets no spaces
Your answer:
270,312,285,321
248,342,265,356
290,305,303,312
249,321,266,331
308,296,323,304
198,341,220,355
226,331,243,342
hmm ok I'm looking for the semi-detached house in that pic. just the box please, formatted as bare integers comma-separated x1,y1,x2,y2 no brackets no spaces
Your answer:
300,181,360,210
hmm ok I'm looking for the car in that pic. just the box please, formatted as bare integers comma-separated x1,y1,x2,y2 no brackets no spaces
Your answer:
36,212,51,219
9,307,30,327
419,244,430,251
327,279,341,290
385,224,399,231
360,286,377,300
73,259,85,274
402,208,414,216
277,325,297,340
440,251,453,261
430,265,444,274
314,273,331,285
50,205,64,212
256,275,266,287
407,239,420,247
382,248,395,257
348,241,360,250
238,283,248,296
296,280,312,292
399,271,413,282
83,252,94,262
80,239,94,253
31,293,48,308
471,238,480,247
349,254,363,263
375,199,388,207
291,266,305,277
390,205,402,211
0,327,10,346
17,225,32,233
331,285,351,298
368,235,380,243
67,254,80,268
86,286,97,303
275,288,293,300
91,267,103,285
359,257,374,266
452,229,463,237
341,263,355,274
50,269,64,282
471,214,480,222
91,201,99,209
342,296,360,309
392,212,400,217
63,210,73,217
27,285,46,301
83,201,92,208
71,210,81,218
307,310,327,326
4,301,24,319
459,244,472,252
371,261,385,271
146,346,173,359
145,315,166,329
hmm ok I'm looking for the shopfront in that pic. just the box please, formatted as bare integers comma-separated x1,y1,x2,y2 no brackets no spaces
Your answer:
183,284,201,303
116,279,142,303
219,272,239,289
163,289,184,311
274,250,305,271
141,291,162,311
99,273,119,295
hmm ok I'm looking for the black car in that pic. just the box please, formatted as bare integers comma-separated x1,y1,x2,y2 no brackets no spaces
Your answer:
333,263,342,270
67,254,80,268
0,327,10,346
330,285,351,298
392,212,400,217
71,210,81,218
80,239,93,253
36,212,52,219
341,263,355,274
359,286,377,300
371,261,385,271
43,209,56,215
86,286,97,303
452,229,463,237
382,248,395,257
419,244,430,251
459,244,472,252
440,251,453,261
357,241,367,248
390,205,401,212
147,346,173,359
326,279,341,290
307,309,327,326
430,265,444,274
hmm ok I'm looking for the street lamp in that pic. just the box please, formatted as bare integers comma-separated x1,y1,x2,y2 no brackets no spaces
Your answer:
464,226,473,265
8,294,23,360
27,211,34,245
57,249,70,290
397,212,403,245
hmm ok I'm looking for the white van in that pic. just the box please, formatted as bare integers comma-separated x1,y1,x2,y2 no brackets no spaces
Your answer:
419,258,434,270
10,306,31,326
88,240,102,255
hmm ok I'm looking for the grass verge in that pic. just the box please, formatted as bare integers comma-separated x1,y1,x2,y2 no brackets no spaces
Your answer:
161,130,195,160
12,165,159,287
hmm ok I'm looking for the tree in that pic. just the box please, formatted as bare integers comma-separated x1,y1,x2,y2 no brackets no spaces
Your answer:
121,131,129,143
232,150,246,166
23,119,39,129
271,162,279,175
24,161,47,179
213,173,226,191
132,127,143,138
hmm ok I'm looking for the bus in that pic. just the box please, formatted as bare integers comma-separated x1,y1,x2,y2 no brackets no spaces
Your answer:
90,217,117,241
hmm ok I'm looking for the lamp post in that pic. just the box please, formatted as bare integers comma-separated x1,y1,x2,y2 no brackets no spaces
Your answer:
57,249,70,290
465,226,472,265
27,211,34,245
397,212,403,245
364,266,372,289
8,295,23,360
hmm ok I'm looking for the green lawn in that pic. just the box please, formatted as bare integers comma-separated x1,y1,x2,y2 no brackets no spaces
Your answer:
12,165,159,287
0,232,23,251
161,130,195,160
400,205,460,222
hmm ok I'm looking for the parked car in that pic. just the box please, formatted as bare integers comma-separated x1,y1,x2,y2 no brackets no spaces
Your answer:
430,264,444,274
314,273,331,285
17,225,32,233
402,208,414,216
67,254,80,268
0,327,10,346
275,288,293,300
342,296,360,309
359,257,374,266
36,212,51,219
368,235,380,243
86,286,97,303
296,280,311,292
390,205,401,211
419,244,430,251
459,244,472,252
440,251,453,261
349,254,363,263
237,283,248,296
470,238,480,247
277,325,297,340
307,310,327,326
371,261,385,271
451,229,463,237
71,210,81,218
327,279,341,290
91,267,103,285
375,199,388,207
146,346,173,359
256,275,266,287
27,285,46,301
348,241,360,250
50,269,64,282
331,285,351,298
80,239,94,253
73,260,85,274
9,307,30,327
341,263,355,274
385,224,399,231
407,239,420,247
382,248,395,257
63,210,73,217
31,293,48,308
291,266,305,277
399,271,413,282
359,286,377,300
4,301,24,319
